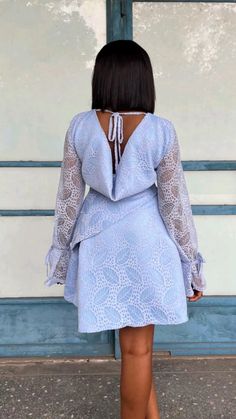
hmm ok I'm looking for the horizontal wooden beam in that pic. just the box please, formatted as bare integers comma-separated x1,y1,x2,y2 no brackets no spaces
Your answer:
1,161,236,170
1,206,236,216
133,0,236,3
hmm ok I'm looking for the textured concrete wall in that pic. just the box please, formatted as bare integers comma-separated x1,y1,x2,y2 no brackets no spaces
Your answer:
133,2,236,296
0,0,106,297
0,1,235,297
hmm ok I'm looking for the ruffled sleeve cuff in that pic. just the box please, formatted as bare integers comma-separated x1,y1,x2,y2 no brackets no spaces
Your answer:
44,245,71,287
181,252,206,297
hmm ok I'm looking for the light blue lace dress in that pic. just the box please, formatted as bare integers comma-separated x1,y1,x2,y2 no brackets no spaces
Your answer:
44,109,206,333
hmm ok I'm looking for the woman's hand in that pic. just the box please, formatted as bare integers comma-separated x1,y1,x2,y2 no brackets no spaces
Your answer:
187,289,203,302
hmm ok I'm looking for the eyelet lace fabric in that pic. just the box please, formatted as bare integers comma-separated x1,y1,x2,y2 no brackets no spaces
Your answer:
44,115,86,287
156,121,206,296
44,110,206,308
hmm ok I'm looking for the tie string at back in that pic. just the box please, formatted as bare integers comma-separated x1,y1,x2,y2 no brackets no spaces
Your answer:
95,108,147,172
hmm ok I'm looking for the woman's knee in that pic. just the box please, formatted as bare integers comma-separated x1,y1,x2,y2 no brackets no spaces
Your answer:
119,324,154,357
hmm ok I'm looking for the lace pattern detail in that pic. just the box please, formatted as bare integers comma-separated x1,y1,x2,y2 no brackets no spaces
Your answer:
156,122,206,297
44,116,86,287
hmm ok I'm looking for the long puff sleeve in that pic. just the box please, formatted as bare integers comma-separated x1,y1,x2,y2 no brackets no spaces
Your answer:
156,121,206,298
44,115,86,287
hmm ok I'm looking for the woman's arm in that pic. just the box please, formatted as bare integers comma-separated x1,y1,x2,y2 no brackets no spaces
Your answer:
44,115,86,287
156,120,206,298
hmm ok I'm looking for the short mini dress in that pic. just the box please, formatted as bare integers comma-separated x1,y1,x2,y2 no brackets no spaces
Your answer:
44,108,206,333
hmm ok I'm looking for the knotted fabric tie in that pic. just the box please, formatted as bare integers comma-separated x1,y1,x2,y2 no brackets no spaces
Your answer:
95,108,147,173
196,252,206,277
107,112,124,172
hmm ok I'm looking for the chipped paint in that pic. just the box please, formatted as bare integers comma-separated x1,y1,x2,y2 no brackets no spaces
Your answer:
183,4,236,73
25,0,105,68
43,0,105,68
133,3,236,74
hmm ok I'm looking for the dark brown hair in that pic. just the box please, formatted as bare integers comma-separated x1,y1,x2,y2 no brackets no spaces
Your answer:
91,39,155,113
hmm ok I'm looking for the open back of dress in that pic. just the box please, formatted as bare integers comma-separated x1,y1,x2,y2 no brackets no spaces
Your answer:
94,109,147,174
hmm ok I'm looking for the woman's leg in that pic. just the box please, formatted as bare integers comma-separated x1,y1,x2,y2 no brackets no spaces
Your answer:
119,324,160,419
145,377,160,419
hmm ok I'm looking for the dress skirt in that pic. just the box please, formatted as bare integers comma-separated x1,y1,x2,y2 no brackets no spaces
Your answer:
64,185,189,333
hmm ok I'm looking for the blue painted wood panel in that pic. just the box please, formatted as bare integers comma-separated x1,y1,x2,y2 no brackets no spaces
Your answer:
0,297,235,358
115,297,236,358
0,298,114,358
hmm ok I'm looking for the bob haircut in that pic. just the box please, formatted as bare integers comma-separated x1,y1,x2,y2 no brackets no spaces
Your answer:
91,40,156,114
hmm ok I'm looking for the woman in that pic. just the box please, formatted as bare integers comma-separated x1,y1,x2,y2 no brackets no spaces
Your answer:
45,40,206,419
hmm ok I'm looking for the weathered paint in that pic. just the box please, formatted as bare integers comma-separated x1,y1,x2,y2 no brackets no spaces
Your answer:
0,296,235,358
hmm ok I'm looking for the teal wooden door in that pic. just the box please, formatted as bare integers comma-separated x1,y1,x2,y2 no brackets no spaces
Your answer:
0,0,235,359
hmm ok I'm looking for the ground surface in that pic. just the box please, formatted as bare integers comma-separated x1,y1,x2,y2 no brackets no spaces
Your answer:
0,355,235,418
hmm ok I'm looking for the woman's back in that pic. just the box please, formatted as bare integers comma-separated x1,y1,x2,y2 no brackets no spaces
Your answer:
71,109,167,201
95,110,147,174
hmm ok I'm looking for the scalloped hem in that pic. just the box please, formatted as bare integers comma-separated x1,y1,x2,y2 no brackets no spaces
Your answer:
78,316,189,333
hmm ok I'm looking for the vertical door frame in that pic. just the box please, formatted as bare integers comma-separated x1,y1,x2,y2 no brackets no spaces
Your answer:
106,0,133,42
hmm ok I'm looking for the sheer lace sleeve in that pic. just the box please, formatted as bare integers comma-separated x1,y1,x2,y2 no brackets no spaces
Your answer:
44,115,86,287
156,121,206,298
